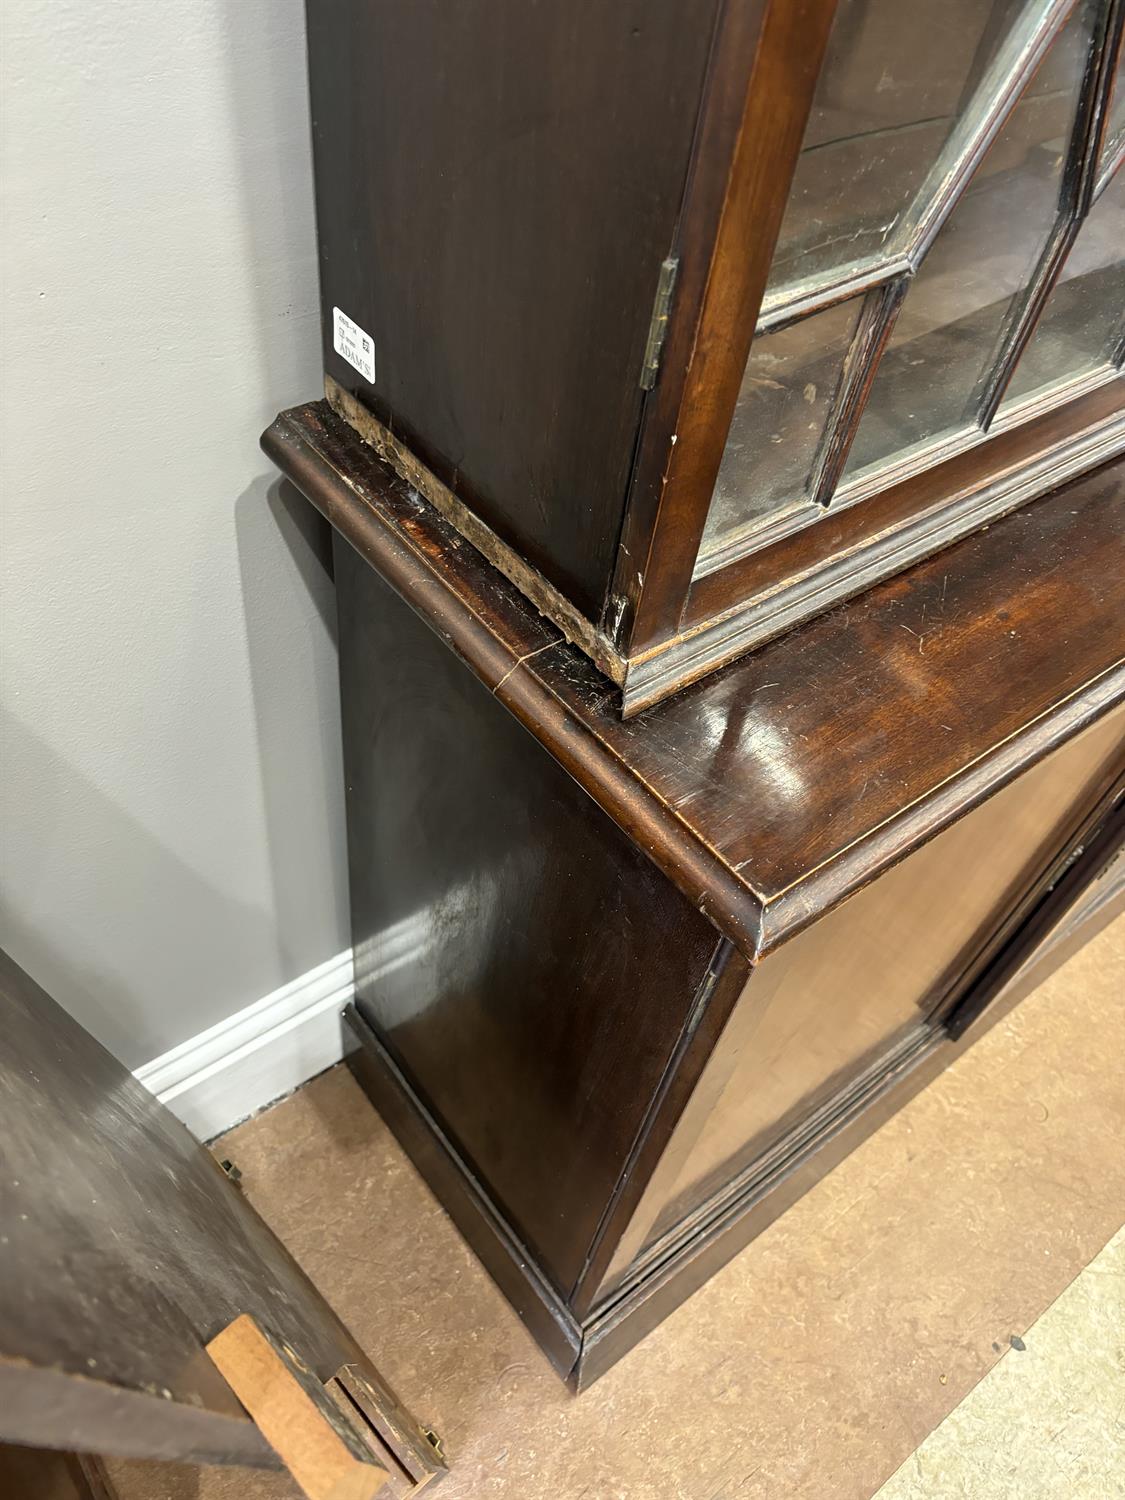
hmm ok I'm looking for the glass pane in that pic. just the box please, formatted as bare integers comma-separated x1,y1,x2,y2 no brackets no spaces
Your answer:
1001,168,1125,408
841,0,1096,488
694,298,862,574
1099,39,1124,174
766,0,1032,301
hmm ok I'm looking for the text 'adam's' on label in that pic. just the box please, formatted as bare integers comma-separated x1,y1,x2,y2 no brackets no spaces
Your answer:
333,306,375,383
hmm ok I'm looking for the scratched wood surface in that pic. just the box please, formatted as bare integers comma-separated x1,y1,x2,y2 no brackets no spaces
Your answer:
264,403,1125,957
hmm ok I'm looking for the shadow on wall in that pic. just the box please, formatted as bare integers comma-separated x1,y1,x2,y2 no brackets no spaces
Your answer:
235,474,348,986
0,476,346,1073
222,0,351,978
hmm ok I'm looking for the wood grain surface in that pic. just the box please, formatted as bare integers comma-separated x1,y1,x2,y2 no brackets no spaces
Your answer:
264,401,1125,958
306,0,719,619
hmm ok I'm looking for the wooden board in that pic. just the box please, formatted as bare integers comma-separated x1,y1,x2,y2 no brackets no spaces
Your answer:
207,1317,387,1500
0,948,367,1465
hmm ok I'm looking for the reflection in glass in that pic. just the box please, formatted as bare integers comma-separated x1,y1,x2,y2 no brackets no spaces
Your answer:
1099,40,1124,176
695,298,862,574
840,0,1096,488
765,0,1032,301
695,0,1119,583
1001,169,1125,408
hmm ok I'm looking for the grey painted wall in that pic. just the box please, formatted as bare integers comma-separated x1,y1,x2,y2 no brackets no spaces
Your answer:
1,0,349,1067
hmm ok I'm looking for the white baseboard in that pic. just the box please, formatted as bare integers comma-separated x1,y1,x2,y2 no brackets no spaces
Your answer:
135,948,356,1142
135,908,435,1142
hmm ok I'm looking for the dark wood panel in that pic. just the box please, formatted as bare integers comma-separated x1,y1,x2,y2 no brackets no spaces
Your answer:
0,950,365,1465
0,1446,95,1500
567,940,753,1319
265,403,1125,960
307,0,719,619
952,805,1125,1028
343,1005,584,1382
334,534,721,1297
946,777,1125,1039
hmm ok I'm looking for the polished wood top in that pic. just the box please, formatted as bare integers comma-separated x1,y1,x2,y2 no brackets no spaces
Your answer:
264,401,1125,957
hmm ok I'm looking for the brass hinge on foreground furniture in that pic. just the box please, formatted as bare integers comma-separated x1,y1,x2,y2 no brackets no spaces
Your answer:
639,256,679,390
329,1363,447,1495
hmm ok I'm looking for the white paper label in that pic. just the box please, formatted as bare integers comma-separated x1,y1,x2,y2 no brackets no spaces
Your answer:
333,306,376,383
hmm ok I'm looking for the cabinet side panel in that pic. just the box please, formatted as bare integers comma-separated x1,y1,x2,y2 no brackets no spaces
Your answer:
604,701,1125,1282
335,536,720,1296
307,0,719,620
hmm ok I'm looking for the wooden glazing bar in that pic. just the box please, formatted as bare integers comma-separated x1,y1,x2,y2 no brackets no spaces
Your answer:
809,278,909,508
977,0,1125,427
908,0,1076,261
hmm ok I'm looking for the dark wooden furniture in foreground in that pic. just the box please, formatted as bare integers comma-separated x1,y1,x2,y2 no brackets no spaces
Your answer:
306,0,1125,710
264,399,1125,1389
0,948,444,1495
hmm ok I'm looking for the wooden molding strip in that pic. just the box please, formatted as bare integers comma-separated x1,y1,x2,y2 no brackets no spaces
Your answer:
263,402,767,957
325,376,624,684
263,400,1125,961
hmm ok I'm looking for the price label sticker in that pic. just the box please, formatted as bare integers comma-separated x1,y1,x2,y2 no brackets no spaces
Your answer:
333,306,376,383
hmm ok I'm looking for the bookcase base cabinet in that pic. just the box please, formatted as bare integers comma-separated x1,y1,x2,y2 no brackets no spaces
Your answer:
328,522,1124,1391
264,401,1124,1389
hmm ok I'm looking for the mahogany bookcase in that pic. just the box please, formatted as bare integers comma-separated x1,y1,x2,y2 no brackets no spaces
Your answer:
264,0,1125,1387
264,401,1124,1386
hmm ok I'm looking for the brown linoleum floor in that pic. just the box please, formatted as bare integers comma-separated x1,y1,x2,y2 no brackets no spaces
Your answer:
107,915,1125,1500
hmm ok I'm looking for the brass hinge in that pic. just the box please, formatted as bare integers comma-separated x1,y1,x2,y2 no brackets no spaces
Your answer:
639,256,679,391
